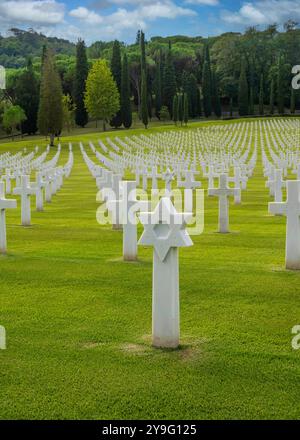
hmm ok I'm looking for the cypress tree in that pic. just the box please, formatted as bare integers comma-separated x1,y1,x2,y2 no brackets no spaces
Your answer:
74,39,89,127
172,95,178,125
15,58,39,134
178,93,183,125
291,87,296,114
121,52,132,129
154,54,162,119
202,45,212,118
277,56,285,114
211,70,222,117
183,93,189,125
110,40,122,128
141,70,148,128
238,58,249,116
259,74,264,115
163,47,176,116
187,73,199,118
270,79,275,115
38,49,63,146
249,87,254,115
140,31,146,73
196,87,202,117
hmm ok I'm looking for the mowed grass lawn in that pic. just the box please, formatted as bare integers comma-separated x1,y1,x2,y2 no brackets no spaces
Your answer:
0,119,300,420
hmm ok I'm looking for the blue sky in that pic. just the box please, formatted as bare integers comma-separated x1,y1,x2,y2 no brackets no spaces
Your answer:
0,0,299,44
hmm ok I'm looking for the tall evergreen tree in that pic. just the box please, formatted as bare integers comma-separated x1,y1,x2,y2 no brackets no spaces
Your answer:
110,40,122,128
74,39,88,127
38,49,63,146
259,74,264,115
238,58,249,116
121,52,132,129
178,93,183,125
15,58,39,134
154,54,162,119
140,30,146,73
183,93,189,125
172,94,178,125
277,56,285,114
211,70,222,117
249,87,254,115
270,78,275,115
230,97,233,117
163,47,176,116
202,46,212,117
141,70,148,128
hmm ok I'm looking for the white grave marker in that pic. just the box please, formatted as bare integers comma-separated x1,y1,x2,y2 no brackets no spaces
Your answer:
0,182,17,253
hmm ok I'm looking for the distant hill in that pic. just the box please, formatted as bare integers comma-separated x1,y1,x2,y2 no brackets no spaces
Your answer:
0,28,76,68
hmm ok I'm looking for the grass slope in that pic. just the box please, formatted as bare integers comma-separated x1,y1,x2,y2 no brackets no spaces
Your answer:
0,119,299,420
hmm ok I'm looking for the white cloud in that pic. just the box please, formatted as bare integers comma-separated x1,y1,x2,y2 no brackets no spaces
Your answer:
221,0,300,26
69,7,103,24
0,0,65,26
69,0,197,39
185,0,219,5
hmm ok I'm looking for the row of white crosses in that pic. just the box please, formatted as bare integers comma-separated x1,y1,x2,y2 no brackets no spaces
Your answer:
0,145,73,252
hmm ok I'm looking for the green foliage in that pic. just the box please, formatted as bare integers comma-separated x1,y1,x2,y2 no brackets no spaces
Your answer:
62,94,76,132
183,93,189,125
74,40,89,127
85,59,120,131
159,105,170,121
202,46,212,118
238,58,249,116
172,94,178,124
37,49,63,145
270,79,275,115
121,52,132,129
178,93,183,125
163,47,176,116
211,70,222,117
259,74,264,116
110,40,122,128
290,88,296,114
141,70,148,129
154,53,162,119
15,58,39,134
277,56,285,114
2,104,26,139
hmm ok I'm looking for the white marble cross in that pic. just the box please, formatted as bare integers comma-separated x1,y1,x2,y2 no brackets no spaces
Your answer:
208,173,239,233
2,169,13,194
106,174,123,230
271,169,285,203
162,168,174,195
151,166,160,190
0,182,17,253
138,197,193,348
228,167,247,205
121,181,148,261
269,180,300,270
34,172,46,212
13,175,37,226
178,170,201,212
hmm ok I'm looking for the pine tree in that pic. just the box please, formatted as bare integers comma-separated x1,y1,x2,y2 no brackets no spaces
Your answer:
178,93,183,125
291,87,296,114
74,39,89,127
259,74,264,115
163,47,176,116
110,40,122,128
15,58,39,134
172,94,178,125
154,54,162,119
202,45,212,118
277,56,285,114
183,93,189,125
141,70,148,128
238,58,249,116
38,49,63,146
121,52,132,129
270,78,275,115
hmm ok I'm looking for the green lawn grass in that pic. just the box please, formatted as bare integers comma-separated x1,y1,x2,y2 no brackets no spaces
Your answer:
0,119,299,420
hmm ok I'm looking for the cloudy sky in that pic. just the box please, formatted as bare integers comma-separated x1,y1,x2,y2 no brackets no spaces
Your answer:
0,0,299,44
